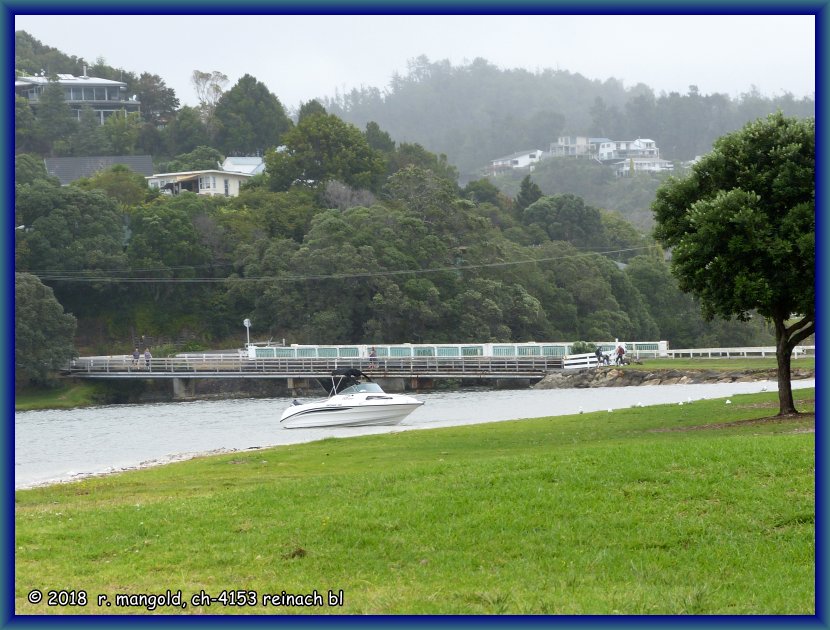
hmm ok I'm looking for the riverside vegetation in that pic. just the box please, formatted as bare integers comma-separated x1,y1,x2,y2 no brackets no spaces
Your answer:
15,388,814,615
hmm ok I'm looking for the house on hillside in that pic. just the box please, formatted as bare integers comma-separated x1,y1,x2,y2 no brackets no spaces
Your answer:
44,155,154,185
549,136,659,163
146,169,252,197
613,157,674,177
15,69,141,124
611,138,660,160
549,136,592,158
488,149,545,175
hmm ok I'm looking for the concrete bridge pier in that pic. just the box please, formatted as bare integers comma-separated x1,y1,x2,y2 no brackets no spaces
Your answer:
172,377,196,400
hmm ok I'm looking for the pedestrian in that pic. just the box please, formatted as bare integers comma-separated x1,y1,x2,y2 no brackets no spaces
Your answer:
594,346,603,368
615,344,626,366
132,347,140,368
368,346,377,369
144,347,152,371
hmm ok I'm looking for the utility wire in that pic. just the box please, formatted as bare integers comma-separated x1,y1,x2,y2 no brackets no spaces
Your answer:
28,245,660,284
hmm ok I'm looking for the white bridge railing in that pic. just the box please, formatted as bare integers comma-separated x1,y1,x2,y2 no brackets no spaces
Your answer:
65,355,564,379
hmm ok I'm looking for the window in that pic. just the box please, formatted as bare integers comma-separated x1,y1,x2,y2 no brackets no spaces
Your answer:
224,179,230,196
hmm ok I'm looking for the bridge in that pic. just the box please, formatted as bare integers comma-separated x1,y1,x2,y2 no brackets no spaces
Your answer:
66,354,561,379
64,354,562,397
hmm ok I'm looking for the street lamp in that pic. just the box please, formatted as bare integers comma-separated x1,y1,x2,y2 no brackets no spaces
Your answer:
243,318,251,350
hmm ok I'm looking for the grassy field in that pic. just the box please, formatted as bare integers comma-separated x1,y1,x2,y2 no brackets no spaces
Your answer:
14,381,108,411
14,388,814,615
631,357,814,371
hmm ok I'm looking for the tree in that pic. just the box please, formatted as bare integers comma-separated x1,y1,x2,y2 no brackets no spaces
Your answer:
265,113,385,193
102,111,142,155
15,272,77,388
214,74,292,155
36,76,77,155
514,175,542,212
15,95,38,154
69,105,112,156
652,112,814,415
298,99,327,122
15,153,59,187
73,164,151,207
15,182,130,317
191,69,228,136
364,121,396,153
522,194,606,249
134,72,180,124
164,106,210,155
159,146,224,173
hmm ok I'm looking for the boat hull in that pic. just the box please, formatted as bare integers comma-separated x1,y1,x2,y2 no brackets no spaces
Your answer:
280,400,423,429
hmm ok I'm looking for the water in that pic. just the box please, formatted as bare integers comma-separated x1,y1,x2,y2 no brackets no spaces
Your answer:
15,379,814,490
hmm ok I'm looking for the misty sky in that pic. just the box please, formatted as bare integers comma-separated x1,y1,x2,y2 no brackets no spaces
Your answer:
14,14,815,112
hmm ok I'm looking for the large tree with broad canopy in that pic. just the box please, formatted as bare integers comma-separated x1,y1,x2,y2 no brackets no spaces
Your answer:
652,112,814,415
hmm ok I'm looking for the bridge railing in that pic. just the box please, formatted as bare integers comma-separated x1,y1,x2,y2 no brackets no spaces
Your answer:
65,355,563,377
665,345,815,359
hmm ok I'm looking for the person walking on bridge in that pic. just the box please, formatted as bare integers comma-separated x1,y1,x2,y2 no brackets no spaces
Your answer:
144,347,152,371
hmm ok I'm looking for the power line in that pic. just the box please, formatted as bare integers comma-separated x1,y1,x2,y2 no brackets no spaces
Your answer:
28,246,659,284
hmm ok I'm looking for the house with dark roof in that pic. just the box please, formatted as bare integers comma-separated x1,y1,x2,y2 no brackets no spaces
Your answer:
43,155,154,185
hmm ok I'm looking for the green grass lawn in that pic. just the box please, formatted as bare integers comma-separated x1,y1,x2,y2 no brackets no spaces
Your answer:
631,357,814,371
14,381,105,411
15,388,815,615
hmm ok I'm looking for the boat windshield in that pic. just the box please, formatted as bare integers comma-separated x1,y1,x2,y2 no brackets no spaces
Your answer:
339,382,384,395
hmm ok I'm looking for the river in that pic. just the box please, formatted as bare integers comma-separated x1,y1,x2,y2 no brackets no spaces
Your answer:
15,379,814,490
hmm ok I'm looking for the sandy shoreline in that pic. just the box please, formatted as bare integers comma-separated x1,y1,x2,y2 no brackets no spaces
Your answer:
15,446,271,491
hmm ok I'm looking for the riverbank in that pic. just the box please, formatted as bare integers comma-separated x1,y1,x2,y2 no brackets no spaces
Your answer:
15,359,816,411
534,366,815,389
15,388,815,614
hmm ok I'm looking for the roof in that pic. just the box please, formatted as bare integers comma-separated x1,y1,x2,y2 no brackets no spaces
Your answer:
44,155,154,185
16,73,128,88
220,157,266,175
147,169,253,180
491,149,544,162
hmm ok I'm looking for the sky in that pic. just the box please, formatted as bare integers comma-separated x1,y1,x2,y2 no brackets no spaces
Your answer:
13,13,816,113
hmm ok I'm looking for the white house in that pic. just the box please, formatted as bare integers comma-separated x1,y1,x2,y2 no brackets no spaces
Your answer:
15,70,140,124
147,169,252,197
549,136,591,157
549,136,662,163
612,138,660,159
488,149,545,175
613,157,674,177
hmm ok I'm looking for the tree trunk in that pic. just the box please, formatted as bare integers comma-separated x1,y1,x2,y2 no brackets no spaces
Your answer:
773,313,815,416
774,318,796,415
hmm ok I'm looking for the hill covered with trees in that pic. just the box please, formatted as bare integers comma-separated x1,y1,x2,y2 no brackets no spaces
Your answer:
14,31,791,387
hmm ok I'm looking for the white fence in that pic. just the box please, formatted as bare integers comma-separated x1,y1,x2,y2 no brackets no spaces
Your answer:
665,346,815,359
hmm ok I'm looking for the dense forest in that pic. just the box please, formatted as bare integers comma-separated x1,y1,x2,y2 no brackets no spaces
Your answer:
324,56,815,175
15,31,800,386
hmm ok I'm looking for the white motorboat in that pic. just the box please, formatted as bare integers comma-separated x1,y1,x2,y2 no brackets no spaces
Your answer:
280,369,424,429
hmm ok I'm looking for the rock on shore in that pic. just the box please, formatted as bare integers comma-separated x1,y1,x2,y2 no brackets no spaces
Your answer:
533,367,815,389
